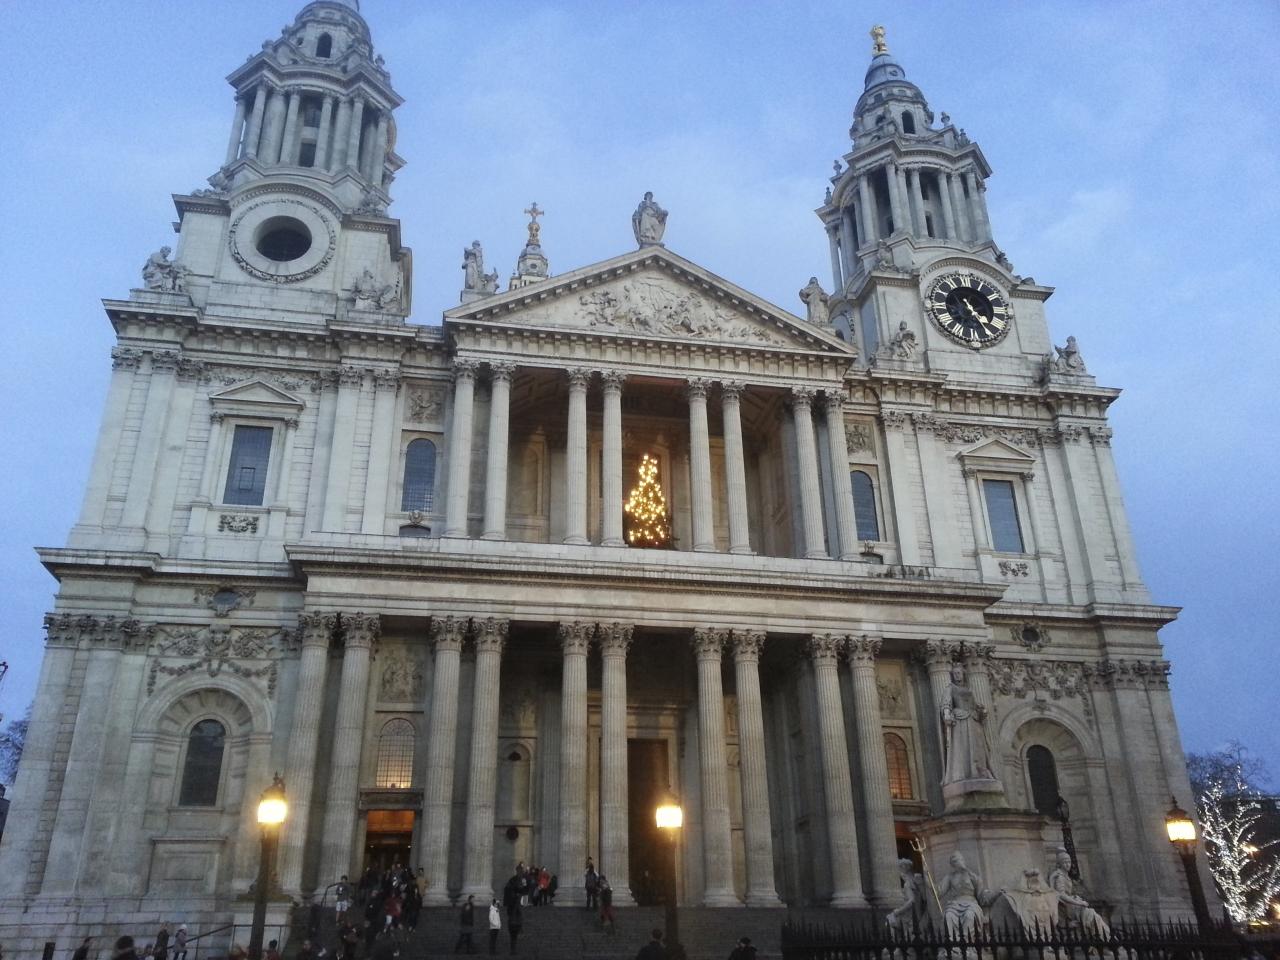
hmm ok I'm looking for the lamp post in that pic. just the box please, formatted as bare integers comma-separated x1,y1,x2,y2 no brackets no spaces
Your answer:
249,774,287,960
1166,796,1212,932
655,790,686,960
1055,795,1081,882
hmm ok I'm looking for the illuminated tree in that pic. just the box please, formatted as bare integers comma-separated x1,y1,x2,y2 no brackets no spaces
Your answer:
624,453,672,548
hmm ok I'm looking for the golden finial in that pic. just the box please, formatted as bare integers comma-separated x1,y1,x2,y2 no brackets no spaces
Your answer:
871,25,889,56
524,201,544,244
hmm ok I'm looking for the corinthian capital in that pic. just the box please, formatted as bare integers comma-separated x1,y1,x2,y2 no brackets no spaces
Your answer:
341,612,381,650
597,622,634,657
558,621,595,656
472,617,509,653
731,629,766,662
685,377,711,402
298,612,336,649
452,357,480,382
430,615,468,652
807,633,844,664
846,634,883,667
691,627,728,660
917,638,962,668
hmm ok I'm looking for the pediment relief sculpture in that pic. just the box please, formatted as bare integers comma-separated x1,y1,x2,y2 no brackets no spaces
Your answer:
573,277,790,346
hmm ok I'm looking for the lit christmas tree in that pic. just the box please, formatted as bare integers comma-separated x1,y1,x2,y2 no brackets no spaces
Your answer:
624,453,672,548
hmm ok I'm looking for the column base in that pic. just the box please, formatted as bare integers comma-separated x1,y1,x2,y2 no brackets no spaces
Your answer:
701,889,744,907
805,549,830,560
563,536,590,546
443,529,469,539
480,531,505,540
693,544,717,552
729,546,755,555
745,890,785,908
830,890,871,909
601,538,626,547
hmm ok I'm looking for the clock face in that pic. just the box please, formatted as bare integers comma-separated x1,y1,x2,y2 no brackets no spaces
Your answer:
925,273,1011,348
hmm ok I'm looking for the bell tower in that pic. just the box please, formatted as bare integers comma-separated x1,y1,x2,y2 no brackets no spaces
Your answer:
152,0,412,323
818,26,1056,381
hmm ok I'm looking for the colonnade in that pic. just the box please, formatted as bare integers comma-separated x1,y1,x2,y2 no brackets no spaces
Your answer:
443,358,862,560
224,81,391,186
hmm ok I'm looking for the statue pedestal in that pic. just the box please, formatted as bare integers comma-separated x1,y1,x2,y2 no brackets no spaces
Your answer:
942,777,1006,812
914,808,1051,909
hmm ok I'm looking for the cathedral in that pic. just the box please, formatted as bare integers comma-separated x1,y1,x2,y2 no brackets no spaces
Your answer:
0,1,1205,954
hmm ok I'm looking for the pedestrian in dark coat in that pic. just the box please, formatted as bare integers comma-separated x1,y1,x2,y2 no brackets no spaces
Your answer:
455,894,476,954
634,929,667,960
506,900,523,955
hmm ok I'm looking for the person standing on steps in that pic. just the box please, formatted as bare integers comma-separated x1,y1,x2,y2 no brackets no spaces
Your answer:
505,898,523,956
728,936,757,960
599,875,615,934
584,857,600,910
488,898,502,955
635,928,668,960
455,894,476,954
335,875,354,925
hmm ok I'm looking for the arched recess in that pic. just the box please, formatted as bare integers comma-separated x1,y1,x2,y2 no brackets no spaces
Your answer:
496,741,533,823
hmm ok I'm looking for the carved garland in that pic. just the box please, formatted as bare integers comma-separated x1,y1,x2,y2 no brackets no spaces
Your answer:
228,198,336,284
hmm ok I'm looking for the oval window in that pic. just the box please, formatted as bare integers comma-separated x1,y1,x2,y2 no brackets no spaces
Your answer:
255,217,312,262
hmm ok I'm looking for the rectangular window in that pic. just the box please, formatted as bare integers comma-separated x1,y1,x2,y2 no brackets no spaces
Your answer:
982,478,1024,553
222,425,273,506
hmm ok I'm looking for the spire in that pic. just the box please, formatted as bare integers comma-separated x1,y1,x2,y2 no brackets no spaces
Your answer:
509,202,550,290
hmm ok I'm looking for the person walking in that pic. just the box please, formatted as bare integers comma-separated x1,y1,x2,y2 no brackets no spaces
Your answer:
455,894,476,954
153,926,169,960
599,875,615,934
635,929,667,960
728,936,757,960
584,859,599,910
505,900,523,956
72,938,94,960
171,927,188,960
488,898,502,955
335,875,354,925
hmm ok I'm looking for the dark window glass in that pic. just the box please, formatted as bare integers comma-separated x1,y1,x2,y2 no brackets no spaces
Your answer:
983,479,1024,552
1027,745,1060,815
401,439,437,512
884,732,913,800
222,425,272,505
316,33,333,58
851,470,880,541
179,719,226,807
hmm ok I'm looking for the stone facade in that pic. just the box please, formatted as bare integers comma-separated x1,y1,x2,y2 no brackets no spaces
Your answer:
0,6,1207,956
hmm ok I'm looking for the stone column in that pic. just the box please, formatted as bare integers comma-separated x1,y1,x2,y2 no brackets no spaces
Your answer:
880,411,921,564
461,618,508,898
319,613,381,883
790,388,827,559
331,97,352,169
846,635,900,904
857,175,878,243
922,639,960,743
720,382,752,555
444,358,479,537
557,622,593,904
78,348,141,529
322,365,363,532
0,618,77,897
884,164,904,234
731,631,782,906
122,350,180,529
482,363,514,540
936,172,958,240
259,87,286,165
370,112,390,187
315,95,335,170
826,224,844,291
965,170,992,241
564,368,590,544
808,634,868,907
838,214,857,281
599,623,634,904
361,370,400,534
963,642,996,718
943,173,967,242
692,628,739,905
225,95,248,165
279,90,301,165
687,378,716,552
908,168,927,236
419,616,467,903
279,613,335,895
345,97,365,172
244,83,268,159
823,394,859,559
600,371,625,546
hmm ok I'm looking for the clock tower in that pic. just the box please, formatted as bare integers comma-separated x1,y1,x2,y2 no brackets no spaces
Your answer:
819,26,1059,387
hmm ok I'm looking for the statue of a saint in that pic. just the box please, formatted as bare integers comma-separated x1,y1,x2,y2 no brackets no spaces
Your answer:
882,320,917,359
1048,847,1110,937
632,191,668,247
886,858,929,934
942,661,997,786
463,241,483,290
142,246,186,293
798,277,830,325
1050,336,1086,374
937,851,986,940
352,267,396,310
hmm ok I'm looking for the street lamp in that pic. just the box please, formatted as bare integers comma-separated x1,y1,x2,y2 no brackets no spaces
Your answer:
249,774,287,960
655,790,686,960
1165,796,1211,932
1055,795,1081,882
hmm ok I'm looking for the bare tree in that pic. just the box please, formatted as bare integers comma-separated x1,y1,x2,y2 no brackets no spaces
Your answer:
0,708,28,785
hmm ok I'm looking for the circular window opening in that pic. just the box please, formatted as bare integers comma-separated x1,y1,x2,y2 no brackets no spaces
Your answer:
255,217,312,262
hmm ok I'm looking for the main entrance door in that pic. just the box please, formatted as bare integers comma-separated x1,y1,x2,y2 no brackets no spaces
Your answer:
627,738,670,906
364,809,414,875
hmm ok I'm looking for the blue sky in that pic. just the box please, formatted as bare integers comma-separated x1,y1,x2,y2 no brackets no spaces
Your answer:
1,2,1277,776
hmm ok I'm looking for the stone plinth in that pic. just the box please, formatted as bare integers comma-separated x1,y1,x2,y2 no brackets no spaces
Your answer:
913,808,1050,902
942,777,1006,812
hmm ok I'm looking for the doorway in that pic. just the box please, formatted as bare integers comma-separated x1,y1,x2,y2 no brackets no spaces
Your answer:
627,738,670,906
364,808,414,875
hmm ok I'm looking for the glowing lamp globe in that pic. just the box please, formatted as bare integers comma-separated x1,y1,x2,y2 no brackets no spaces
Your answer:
258,775,287,826
1165,797,1195,845
655,792,683,831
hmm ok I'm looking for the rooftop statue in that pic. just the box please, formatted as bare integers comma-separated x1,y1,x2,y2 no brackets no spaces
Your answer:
462,241,499,295
632,191,668,247
798,277,830,325
142,246,187,293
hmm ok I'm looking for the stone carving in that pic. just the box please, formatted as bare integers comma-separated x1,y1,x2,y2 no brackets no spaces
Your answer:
211,369,312,393
142,247,188,293
1010,623,1048,652
877,675,907,719
806,633,844,662
406,385,446,422
1049,336,1086,375
1088,426,1113,447
558,621,594,655
355,187,387,216
298,612,336,648
461,241,499,297
845,421,873,453
111,347,144,371
147,624,285,695
1084,658,1171,690
44,614,155,651
798,277,830,325
430,615,469,651
869,564,932,580
988,657,1092,717
218,514,259,534
938,851,987,939
1049,846,1110,936
499,683,537,727
998,560,1030,578
575,278,785,345
472,617,508,652
885,858,929,934
598,622,635,656
631,191,668,247
692,627,729,658
879,321,918,360
352,267,399,310
1002,869,1059,936
342,612,382,650
730,629,765,661
193,585,257,618
229,198,335,284
941,661,1000,793
379,652,424,702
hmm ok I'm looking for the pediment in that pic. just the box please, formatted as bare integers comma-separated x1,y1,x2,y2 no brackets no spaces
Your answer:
957,436,1036,469
445,248,854,355
209,379,305,410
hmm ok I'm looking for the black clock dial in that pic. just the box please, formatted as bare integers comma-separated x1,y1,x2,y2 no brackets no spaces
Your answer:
925,272,1011,348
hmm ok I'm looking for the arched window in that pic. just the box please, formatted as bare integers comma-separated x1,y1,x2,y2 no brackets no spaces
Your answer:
316,33,333,58
850,470,880,541
376,718,415,788
179,719,226,806
1027,744,1060,815
401,439,437,512
901,111,916,134
884,732,913,800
